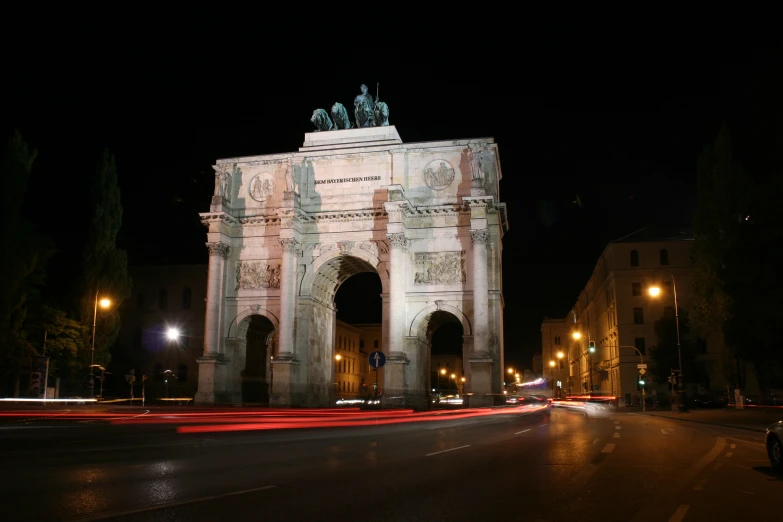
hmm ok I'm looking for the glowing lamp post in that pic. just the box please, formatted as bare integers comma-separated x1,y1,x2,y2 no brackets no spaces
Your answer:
649,273,684,411
89,295,111,398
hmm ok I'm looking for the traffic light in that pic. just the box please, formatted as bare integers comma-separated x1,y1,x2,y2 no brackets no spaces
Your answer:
588,341,596,353
638,372,647,390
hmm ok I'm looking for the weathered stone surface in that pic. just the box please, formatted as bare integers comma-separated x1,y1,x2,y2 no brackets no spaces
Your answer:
196,126,508,406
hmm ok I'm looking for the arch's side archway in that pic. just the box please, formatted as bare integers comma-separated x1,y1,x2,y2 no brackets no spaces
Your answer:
295,251,384,406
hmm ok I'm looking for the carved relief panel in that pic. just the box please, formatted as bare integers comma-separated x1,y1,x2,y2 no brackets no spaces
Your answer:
413,252,466,285
236,260,282,290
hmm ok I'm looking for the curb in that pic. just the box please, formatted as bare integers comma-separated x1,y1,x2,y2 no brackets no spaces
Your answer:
636,412,767,434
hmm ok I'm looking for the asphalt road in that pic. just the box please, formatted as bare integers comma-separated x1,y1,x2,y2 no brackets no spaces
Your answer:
0,405,778,522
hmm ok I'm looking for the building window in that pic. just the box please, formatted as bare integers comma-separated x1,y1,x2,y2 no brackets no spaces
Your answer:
632,283,641,296
374,340,379,348
554,335,561,345
634,337,647,355
359,340,364,349
182,288,192,310
178,364,188,382
630,250,639,267
660,249,669,265
633,307,644,324
158,290,168,310
664,306,675,318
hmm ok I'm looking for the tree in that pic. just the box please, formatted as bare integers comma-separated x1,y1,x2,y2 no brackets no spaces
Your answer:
691,124,783,393
0,131,55,395
79,150,132,374
650,309,707,387
689,125,748,388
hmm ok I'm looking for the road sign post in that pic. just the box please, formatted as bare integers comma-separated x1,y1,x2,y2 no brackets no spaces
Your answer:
368,351,386,400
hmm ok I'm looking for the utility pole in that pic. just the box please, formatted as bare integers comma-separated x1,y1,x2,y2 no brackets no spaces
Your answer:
42,330,49,401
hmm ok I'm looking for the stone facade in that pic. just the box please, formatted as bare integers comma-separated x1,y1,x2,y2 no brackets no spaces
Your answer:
196,126,508,408
540,227,758,406
115,265,208,400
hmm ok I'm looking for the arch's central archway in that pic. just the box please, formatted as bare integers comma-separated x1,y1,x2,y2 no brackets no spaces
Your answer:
195,127,508,408
242,315,274,404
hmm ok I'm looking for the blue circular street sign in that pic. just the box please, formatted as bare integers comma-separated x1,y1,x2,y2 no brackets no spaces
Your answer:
368,351,386,369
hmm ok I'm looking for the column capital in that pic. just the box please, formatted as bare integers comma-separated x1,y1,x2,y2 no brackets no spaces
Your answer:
470,229,490,245
386,232,410,251
206,242,230,258
279,237,301,254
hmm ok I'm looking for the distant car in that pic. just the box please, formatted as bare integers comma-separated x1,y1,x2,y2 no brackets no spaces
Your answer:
767,421,782,471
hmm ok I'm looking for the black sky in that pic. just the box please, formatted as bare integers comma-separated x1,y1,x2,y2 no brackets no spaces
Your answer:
3,33,780,370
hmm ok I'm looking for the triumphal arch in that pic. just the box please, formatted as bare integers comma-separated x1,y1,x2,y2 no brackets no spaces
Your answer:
195,87,509,408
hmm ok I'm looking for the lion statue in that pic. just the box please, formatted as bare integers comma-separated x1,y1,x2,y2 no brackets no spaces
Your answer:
331,102,352,130
310,109,334,132
373,101,389,127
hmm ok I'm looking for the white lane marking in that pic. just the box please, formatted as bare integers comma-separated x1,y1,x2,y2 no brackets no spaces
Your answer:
107,410,150,422
425,444,471,457
669,505,689,522
613,432,620,438
661,429,671,435
514,429,531,435
572,463,599,484
540,424,548,427
70,485,277,521
615,426,622,430
593,439,599,445
601,444,615,454
613,420,620,425
729,438,765,447
725,452,733,458
730,444,736,449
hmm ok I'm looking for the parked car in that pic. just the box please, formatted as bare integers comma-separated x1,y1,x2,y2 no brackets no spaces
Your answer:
766,421,783,471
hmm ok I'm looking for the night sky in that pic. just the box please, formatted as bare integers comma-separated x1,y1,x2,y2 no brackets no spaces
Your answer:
4,36,779,371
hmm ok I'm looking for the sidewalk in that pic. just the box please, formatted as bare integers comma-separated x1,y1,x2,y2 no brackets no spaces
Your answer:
637,406,783,433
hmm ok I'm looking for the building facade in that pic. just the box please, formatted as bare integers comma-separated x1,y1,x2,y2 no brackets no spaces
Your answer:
541,227,730,406
195,115,508,408
115,265,208,400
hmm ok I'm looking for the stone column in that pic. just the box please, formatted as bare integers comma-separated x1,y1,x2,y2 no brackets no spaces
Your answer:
386,233,408,356
204,242,229,355
278,238,299,358
471,229,489,355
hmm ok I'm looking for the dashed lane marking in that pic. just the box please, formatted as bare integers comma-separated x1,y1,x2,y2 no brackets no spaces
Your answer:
601,444,615,454
425,445,471,457
613,432,620,438
514,429,531,435
725,452,733,458
615,425,622,430
730,444,736,449
68,485,277,521
668,505,689,522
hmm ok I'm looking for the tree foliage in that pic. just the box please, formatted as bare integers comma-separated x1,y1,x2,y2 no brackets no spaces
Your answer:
79,150,132,371
0,131,55,393
690,124,783,391
650,309,707,386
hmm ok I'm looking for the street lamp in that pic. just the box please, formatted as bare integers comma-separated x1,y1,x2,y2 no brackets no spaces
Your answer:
572,331,582,340
450,373,456,393
89,294,111,398
439,368,446,391
649,271,684,410
163,327,180,399
460,376,466,395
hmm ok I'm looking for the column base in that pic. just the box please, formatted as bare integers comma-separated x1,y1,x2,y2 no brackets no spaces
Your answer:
195,353,230,405
269,357,303,407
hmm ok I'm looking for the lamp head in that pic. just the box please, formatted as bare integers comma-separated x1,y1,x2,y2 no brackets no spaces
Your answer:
649,286,661,297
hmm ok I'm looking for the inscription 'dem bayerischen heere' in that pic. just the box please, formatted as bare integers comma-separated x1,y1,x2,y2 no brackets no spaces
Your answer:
314,175,381,185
